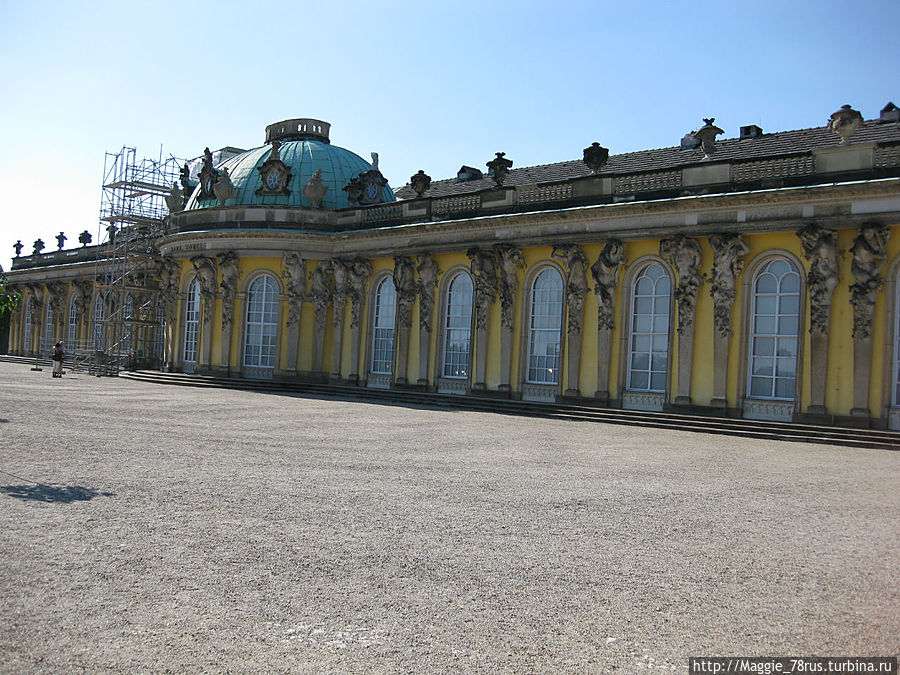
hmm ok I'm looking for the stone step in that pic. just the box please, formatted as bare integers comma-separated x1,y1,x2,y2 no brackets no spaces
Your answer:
118,370,900,451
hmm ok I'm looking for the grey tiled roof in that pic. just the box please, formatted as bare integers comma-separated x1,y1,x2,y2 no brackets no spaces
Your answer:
394,120,900,201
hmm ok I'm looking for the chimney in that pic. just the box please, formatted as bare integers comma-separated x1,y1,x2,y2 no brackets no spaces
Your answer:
740,125,763,140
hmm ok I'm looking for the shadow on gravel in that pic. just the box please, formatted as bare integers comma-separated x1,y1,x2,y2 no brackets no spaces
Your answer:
0,484,115,503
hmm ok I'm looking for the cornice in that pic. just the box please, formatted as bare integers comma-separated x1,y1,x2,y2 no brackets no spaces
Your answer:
157,178,900,259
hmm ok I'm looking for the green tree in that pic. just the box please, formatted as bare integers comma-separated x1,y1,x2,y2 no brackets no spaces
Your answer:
0,265,20,313
0,266,18,354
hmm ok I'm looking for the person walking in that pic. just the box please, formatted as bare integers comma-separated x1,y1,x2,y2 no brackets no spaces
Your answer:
52,341,65,378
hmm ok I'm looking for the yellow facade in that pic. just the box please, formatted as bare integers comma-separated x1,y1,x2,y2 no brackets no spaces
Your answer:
7,112,900,431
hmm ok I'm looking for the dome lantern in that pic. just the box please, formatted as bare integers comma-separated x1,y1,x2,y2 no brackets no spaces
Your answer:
265,118,331,144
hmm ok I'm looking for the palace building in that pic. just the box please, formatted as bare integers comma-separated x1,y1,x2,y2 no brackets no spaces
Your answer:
7,104,900,429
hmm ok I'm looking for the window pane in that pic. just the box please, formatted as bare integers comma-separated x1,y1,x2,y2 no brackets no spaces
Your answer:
775,377,795,399
526,269,562,384
628,263,670,392
631,371,649,390
748,258,800,401
754,337,775,357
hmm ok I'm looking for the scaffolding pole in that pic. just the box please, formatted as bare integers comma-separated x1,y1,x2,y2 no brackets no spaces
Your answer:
92,146,183,375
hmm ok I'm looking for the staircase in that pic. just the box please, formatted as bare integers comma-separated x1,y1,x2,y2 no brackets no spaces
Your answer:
116,369,900,451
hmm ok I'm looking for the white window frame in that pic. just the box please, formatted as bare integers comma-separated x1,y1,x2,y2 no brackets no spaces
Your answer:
44,303,55,352
67,296,77,347
242,274,278,370
626,263,671,392
441,272,474,379
92,295,105,351
526,267,564,385
183,280,201,364
746,258,801,401
370,277,396,375
243,275,279,369
23,302,33,353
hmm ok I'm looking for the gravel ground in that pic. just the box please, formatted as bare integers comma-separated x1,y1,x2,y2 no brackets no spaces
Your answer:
0,361,897,673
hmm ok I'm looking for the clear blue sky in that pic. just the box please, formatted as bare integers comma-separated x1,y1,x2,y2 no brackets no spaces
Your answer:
1,0,898,271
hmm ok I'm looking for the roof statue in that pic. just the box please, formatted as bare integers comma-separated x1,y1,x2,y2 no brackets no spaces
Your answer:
691,118,724,159
486,152,513,186
828,104,864,144
303,169,328,208
583,142,609,173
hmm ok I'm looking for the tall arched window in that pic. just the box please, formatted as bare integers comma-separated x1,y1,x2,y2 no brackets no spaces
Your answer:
243,275,279,371
92,295,105,350
442,272,474,378
371,278,396,374
627,263,670,392
44,303,55,352
183,280,201,365
526,267,564,384
123,294,135,351
894,279,900,408
67,297,77,346
23,302,33,353
747,258,801,400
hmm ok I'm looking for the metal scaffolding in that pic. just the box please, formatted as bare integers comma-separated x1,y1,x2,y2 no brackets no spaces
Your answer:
93,146,183,374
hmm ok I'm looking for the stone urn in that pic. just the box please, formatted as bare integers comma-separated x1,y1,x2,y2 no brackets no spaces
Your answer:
303,169,329,208
213,168,234,206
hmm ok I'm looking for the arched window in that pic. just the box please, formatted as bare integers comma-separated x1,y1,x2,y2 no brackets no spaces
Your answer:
526,267,564,384
92,295,105,350
627,263,670,392
123,294,135,351
23,302,33,353
183,280,201,364
747,258,800,400
43,303,54,352
67,296,77,346
895,279,900,408
370,277,396,374
442,272,473,378
243,275,279,370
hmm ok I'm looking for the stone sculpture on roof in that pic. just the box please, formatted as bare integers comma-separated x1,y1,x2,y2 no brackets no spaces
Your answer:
213,168,234,206
691,118,724,159
828,104,864,144
486,152,513,187
303,170,328,208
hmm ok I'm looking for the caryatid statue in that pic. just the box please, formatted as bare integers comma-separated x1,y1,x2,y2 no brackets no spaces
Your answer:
156,256,181,322
309,260,333,332
797,224,840,335
708,233,749,338
217,251,240,329
347,258,372,329
551,244,590,336
466,247,499,331
590,239,626,331
282,251,307,328
494,244,525,331
849,223,890,339
415,254,440,334
392,256,417,330
659,235,704,334
190,255,218,326
331,258,351,325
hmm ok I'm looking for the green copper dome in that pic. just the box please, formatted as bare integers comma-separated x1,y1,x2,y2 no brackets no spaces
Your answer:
185,119,395,211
